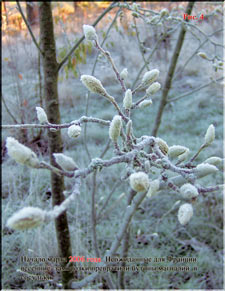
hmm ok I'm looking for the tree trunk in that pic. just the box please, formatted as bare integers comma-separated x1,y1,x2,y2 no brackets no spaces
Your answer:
151,2,195,137
39,3,74,288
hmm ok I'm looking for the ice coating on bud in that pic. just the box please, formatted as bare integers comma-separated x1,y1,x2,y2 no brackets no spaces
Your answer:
83,24,97,41
178,203,193,225
141,69,159,87
7,207,46,230
138,99,152,108
6,137,39,168
81,75,108,97
180,183,199,199
204,124,215,145
123,89,132,109
53,153,78,171
109,115,122,142
156,137,169,155
198,52,207,59
144,160,151,173
196,163,218,176
68,125,81,138
120,68,128,80
130,172,150,192
160,8,169,17
204,157,222,167
36,107,48,124
146,179,160,197
168,145,189,158
146,82,161,95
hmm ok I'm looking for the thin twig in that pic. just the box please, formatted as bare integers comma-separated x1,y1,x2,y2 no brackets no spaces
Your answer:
16,1,44,56
2,95,18,124
57,2,117,72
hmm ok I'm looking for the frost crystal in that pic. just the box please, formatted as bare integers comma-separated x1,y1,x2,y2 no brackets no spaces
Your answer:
178,203,193,225
130,172,150,192
6,137,39,168
123,89,132,109
81,75,108,96
83,25,97,41
53,153,78,171
109,115,122,142
68,125,81,138
204,124,215,145
36,107,48,124
7,207,46,230
180,183,199,199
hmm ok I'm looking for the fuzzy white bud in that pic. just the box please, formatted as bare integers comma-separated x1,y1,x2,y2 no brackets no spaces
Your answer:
155,137,169,155
178,203,193,225
6,137,39,168
7,207,46,230
160,8,169,17
195,163,218,176
168,145,189,159
141,69,159,87
146,82,161,95
120,68,128,80
81,75,108,97
126,120,133,137
138,99,152,108
68,125,81,138
36,107,48,124
204,124,215,145
109,115,122,142
203,156,222,167
83,24,97,41
123,89,132,109
146,179,160,197
180,183,199,199
178,148,190,162
130,172,150,192
53,153,78,171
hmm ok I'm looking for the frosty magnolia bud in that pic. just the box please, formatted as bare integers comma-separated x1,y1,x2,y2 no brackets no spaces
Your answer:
178,203,193,225
53,153,78,171
6,137,39,168
68,125,81,138
204,124,215,145
130,172,150,192
195,163,218,176
160,8,169,17
156,137,169,155
180,183,199,199
146,179,160,197
36,107,48,124
141,69,159,87
146,82,161,95
109,115,122,142
81,75,108,97
7,207,46,230
178,148,189,162
204,156,222,167
168,145,189,159
120,68,128,80
123,89,132,109
83,24,97,41
138,99,152,108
